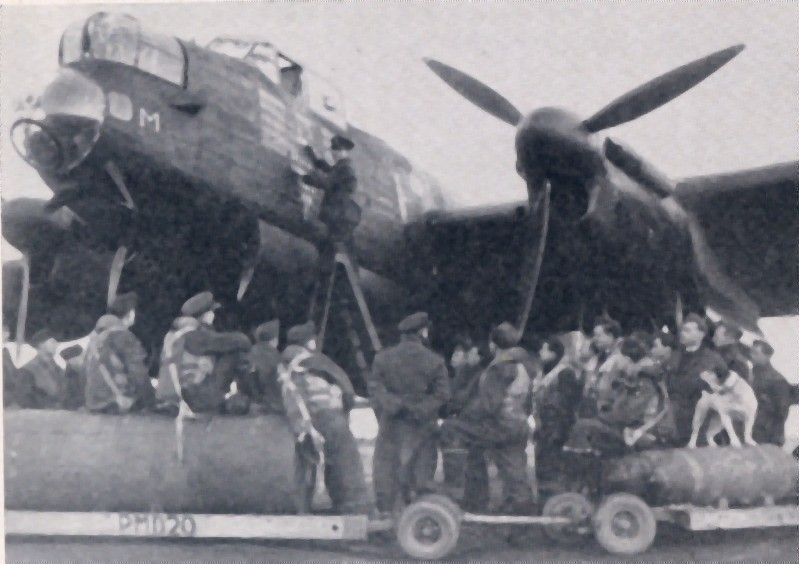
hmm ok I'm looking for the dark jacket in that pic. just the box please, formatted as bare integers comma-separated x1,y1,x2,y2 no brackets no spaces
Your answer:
369,335,450,424
463,347,539,428
667,345,725,441
303,154,360,235
247,341,283,411
17,352,65,409
717,343,751,383
446,363,483,416
751,362,796,444
84,315,152,413
178,324,251,413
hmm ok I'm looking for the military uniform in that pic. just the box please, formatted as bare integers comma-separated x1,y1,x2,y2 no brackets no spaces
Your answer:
369,312,450,513
751,362,796,445
84,314,153,413
280,325,370,515
667,345,725,445
302,136,361,244
160,293,252,415
440,329,538,514
245,320,283,413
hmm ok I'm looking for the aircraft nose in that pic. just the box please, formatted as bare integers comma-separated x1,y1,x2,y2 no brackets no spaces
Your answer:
11,68,105,174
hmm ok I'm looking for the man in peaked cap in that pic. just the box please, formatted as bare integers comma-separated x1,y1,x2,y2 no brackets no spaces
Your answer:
243,319,283,413
84,292,154,413
439,321,539,517
302,134,361,258
158,291,251,415
369,311,450,515
279,320,370,514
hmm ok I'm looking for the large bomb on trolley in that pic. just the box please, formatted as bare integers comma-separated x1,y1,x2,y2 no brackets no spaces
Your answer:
4,411,305,513
602,445,798,507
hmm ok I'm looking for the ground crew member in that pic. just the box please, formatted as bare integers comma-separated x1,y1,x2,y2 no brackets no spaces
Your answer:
749,340,797,445
245,319,283,413
578,316,623,417
446,334,483,417
279,321,371,514
369,312,450,515
162,292,252,415
534,337,581,486
84,292,153,413
440,322,538,516
712,321,751,383
302,135,361,261
668,313,726,445
16,328,65,409
155,311,201,414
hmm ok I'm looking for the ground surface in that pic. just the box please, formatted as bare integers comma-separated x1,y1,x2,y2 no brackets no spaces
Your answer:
6,525,797,562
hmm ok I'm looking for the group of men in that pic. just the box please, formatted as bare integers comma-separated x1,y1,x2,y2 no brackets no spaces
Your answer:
3,292,797,521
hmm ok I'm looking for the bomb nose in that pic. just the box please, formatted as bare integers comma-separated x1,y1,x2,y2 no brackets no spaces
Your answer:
10,68,105,173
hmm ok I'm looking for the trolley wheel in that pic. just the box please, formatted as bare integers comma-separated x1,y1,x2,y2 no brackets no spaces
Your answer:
593,493,657,556
542,492,594,544
396,494,461,560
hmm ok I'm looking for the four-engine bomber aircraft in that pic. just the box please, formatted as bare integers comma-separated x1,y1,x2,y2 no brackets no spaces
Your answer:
4,12,797,388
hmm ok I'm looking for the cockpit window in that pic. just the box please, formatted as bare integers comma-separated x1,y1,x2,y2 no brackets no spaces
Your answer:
207,37,251,59
86,13,139,66
59,13,185,87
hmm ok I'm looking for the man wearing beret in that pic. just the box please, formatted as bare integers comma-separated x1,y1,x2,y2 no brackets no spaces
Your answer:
668,312,726,445
84,292,153,413
16,328,66,409
439,322,539,516
158,291,251,415
244,319,284,413
302,135,361,255
279,321,370,514
369,311,450,515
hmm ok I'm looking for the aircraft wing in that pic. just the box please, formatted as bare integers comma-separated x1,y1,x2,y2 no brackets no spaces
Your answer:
674,161,798,318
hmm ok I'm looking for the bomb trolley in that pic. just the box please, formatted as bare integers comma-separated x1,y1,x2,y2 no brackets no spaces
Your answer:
395,444,799,559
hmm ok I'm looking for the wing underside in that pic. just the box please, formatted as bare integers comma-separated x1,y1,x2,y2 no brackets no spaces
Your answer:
676,161,798,317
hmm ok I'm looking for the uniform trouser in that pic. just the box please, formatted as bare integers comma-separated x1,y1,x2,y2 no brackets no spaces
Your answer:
440,416,534,514
373,417,438,512
312,408,372,514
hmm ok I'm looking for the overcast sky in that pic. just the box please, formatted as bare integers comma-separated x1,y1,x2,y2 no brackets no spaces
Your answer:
1,1,796,375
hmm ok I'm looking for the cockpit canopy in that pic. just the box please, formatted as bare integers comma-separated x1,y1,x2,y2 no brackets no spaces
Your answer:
207,37,346,126
59,13,185,87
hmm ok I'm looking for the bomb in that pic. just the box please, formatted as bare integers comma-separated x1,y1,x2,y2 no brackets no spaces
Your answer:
602,445,798,507
5,410,301,513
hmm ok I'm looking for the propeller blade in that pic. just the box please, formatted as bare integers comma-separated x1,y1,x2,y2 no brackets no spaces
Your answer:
516,180,551,338
424,58,522,126
14,255,31,361
107,246,128,308
237,263,256,302
582,44,745,133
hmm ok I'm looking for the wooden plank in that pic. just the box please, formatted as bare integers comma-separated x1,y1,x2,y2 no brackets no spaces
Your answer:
5,511,370,540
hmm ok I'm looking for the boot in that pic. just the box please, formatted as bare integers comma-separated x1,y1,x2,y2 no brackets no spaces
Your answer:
441,447,468,501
